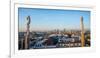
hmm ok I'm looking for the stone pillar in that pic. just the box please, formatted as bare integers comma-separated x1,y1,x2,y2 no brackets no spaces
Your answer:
25,16,31,49
80,16,85,47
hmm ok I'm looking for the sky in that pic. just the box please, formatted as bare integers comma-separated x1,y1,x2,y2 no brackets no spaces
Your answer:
18,7,90,32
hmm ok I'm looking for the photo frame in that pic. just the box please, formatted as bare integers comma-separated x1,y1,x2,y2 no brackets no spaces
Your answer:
10,1,96,57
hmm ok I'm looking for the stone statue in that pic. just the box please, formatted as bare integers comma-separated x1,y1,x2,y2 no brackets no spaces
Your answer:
26,16,31,25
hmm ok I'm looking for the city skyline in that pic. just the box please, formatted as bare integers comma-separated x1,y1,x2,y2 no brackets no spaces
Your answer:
18,7,90,32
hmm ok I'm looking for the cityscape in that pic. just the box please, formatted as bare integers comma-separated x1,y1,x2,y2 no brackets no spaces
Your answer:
18,8,90,50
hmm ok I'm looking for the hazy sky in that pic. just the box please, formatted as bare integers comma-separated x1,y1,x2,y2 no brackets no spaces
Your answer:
18,7,90,32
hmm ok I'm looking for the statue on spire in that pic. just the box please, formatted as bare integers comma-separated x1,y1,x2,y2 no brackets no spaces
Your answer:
24,16,31,49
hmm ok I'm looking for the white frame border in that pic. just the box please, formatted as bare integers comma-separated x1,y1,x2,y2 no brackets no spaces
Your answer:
10,2,96,57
